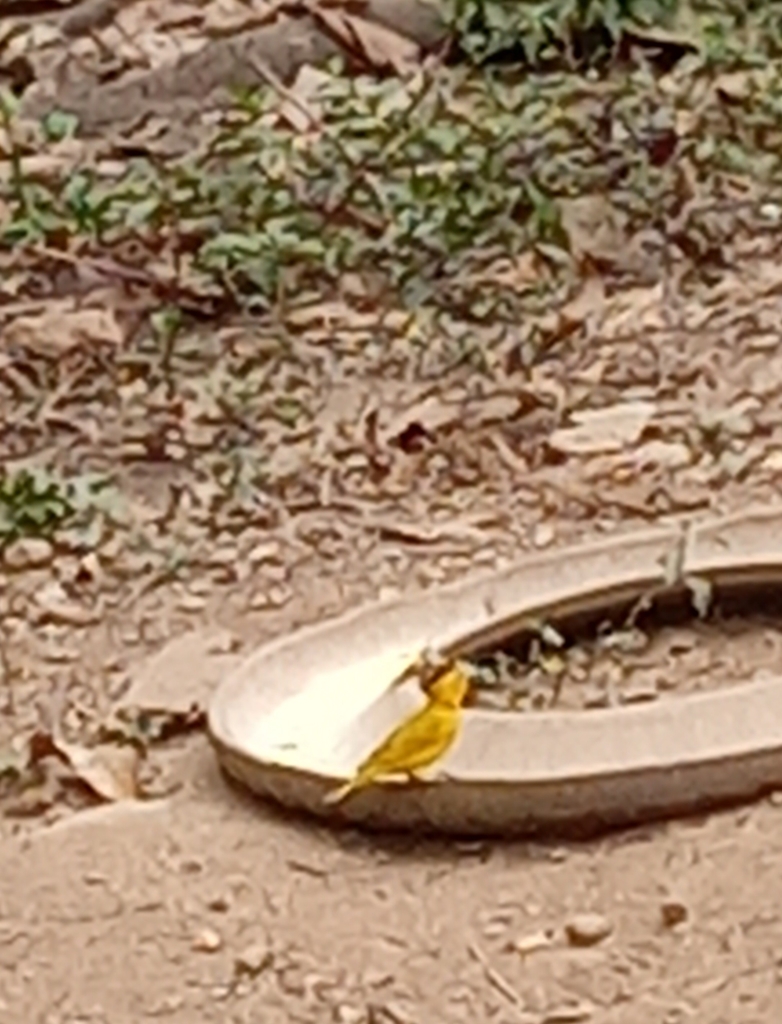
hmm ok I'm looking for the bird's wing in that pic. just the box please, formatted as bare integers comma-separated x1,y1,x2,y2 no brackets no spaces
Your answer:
361,706,459,776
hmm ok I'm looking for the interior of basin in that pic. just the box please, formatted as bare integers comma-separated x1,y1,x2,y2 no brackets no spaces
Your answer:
464,579,782,714
228,646,427,774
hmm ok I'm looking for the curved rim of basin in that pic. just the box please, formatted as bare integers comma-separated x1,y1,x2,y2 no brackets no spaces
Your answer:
208,505,782,836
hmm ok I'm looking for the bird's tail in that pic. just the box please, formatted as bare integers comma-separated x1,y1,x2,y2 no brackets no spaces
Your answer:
323,779,360,806
324,764,380,805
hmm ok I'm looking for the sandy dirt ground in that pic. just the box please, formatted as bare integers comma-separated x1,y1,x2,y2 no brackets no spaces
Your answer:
4,735,782,1023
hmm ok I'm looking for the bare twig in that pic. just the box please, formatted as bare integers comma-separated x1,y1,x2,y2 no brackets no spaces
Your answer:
467,941,530,1019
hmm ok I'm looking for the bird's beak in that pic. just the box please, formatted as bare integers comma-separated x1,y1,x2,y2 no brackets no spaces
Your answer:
390,646,459,691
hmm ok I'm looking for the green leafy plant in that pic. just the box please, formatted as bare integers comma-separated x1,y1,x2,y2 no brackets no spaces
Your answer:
0,469,76,544
0,469,113,547
6,16,782,326
443,0,680,66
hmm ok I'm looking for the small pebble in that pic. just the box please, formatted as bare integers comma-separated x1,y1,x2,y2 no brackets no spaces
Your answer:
620,680,659,705
482,919,509,939
249,584,290,610
564,912,613,947
660,899,688,928
532,523,555,548
178,592,207,612
247,540,281,565
4,537,54,570
234,941,272,977
333,1005,365,1024
542,1000,594,1023
208,547,239,567
473,548,498,565
148,995,184,1015
206,630,240,654
206,894,230,913
513,929,555,957
582,685,610,709
77,551,102,582
34,583,98,626
265,564,288,583
209,984,232,1001
192,927,222,953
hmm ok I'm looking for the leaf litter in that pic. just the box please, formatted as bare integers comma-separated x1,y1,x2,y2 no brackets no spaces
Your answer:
465,596,782,713
0,700,207,818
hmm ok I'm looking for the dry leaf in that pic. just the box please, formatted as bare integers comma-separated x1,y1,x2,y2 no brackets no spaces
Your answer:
3,303,124,357
598,282,668,336
104,704,206,746
558,275,605,328
713,70,754,104
307,3,419,75
34,581,99,627
376,395,461,450
374,519,473,546
513,929,556,957
559,195,628,266
632,439,691,469
278,64,331,131
28,730,140,802
685,575,713,619
344,15,419,76
482,251,541,290
549,401,656,456
56,740,140,802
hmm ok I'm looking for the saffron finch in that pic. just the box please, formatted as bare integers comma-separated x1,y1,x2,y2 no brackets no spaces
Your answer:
324,664,470,806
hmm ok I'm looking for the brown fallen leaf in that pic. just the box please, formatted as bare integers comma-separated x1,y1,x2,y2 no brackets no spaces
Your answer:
305,2,420,76
558,274,605,329
374,395,462,451
549,401,656,456
2,302,124,357
102,704,206,746
59,741,140,802
713,69,755,105
28,730,140,802
559,194,629,267
372,513,499,547
3,779,58,819
34,581,100,627
597,282,668,337
345,14,420,76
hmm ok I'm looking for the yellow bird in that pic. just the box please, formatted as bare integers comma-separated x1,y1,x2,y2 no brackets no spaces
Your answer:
323,664,471,806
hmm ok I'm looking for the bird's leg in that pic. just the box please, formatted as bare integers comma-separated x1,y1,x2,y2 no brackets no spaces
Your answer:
406,769,436,785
